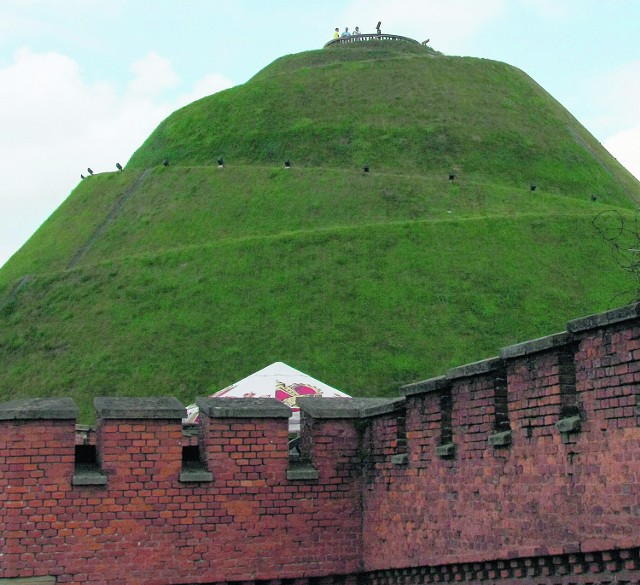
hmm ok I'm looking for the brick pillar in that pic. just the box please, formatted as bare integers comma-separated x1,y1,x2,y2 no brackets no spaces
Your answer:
0,397,77,580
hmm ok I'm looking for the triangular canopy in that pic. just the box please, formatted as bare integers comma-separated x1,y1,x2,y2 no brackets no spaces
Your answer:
184,362,351,432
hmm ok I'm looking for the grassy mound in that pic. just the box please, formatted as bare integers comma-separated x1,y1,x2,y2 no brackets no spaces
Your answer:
1,42,639,421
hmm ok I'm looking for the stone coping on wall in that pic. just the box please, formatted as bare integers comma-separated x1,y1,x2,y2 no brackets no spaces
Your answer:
0,397,78,420
568,301,640,333
196,397,292,418
499,331,574,360
94,396,185,419
446,356,502,381
298,397,405,419
0,396,404,424
401,375,449,397
400,303,640,397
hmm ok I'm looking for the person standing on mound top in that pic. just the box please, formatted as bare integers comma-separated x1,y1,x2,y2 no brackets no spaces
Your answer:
341,27,351,37
376,21,382,34
334,27,339,39
353,26,361,35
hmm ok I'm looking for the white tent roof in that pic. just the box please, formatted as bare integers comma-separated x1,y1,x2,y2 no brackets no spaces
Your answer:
184,362,351,432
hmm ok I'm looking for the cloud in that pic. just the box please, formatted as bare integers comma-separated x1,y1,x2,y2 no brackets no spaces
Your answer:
587,61,640,137
128,51,180,98
0,47,233,269
605,126,640,182
595,62,640,181
339,0,507,51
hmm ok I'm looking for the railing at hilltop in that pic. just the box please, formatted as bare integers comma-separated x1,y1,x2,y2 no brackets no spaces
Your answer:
324,33,420,48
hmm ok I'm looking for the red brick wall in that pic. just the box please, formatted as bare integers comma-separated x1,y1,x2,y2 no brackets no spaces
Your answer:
0,401,363,584
2,304,640,585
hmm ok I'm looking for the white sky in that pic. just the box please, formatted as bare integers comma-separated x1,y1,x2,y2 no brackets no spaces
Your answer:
1,0,639,268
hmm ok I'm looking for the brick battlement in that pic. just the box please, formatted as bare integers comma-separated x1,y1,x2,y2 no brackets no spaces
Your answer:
2,303,640,584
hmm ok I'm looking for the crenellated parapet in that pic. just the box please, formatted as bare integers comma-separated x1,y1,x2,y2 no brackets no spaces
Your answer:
363,302,640,570
391,303,640,459
2,303,640,584
0,393,370,583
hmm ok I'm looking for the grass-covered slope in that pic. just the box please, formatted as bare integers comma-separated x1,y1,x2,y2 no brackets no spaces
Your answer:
1,41,639,422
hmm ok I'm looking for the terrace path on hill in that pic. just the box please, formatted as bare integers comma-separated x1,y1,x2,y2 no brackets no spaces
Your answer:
0,274,32,313
66,168,152,270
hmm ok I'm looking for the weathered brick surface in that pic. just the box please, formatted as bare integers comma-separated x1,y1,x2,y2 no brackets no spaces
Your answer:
3,305,640,585
576,322,640,428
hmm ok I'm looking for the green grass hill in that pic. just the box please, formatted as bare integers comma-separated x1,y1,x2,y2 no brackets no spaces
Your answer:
1,40,639,422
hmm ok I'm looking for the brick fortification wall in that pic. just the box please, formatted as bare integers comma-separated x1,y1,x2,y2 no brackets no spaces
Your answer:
2,303,640,584
0,398,364,584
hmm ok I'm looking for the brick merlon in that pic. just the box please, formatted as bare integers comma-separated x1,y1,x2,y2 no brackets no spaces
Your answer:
0,397,78,420
298,397,404,419
93,396,185,419
196,397,292,418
